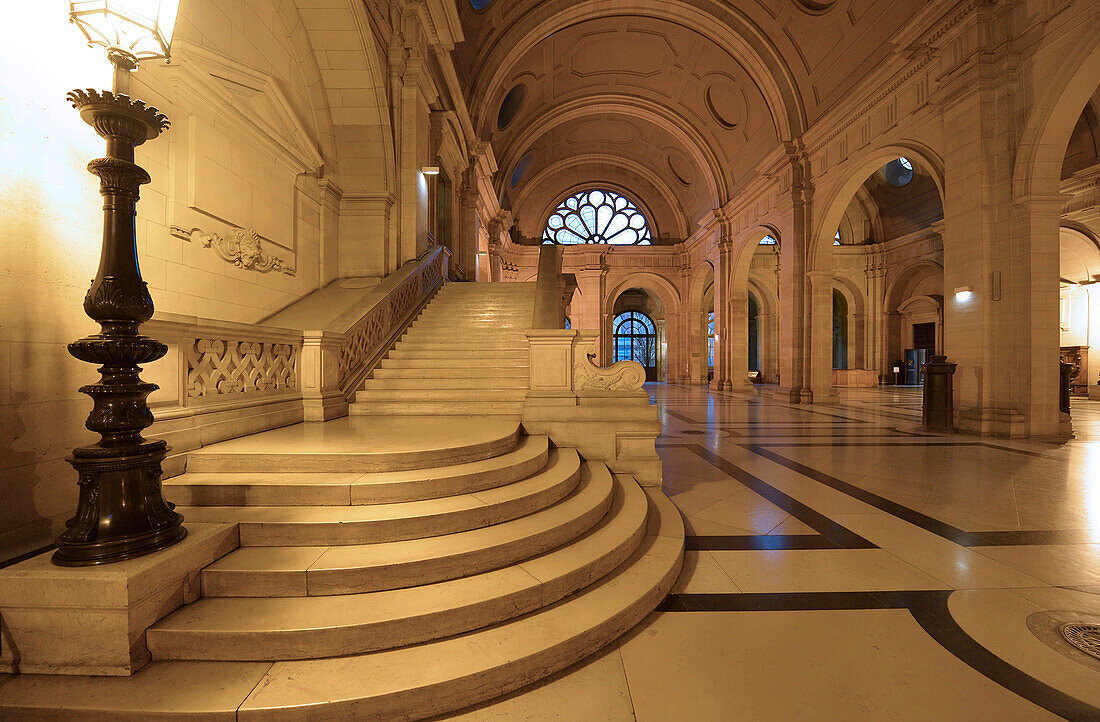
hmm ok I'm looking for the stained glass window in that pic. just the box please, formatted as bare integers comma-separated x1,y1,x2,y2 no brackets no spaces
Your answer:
834,230,841,246
759,234,778,245
543,189,652,245
881,157,914,186
613,311,657,366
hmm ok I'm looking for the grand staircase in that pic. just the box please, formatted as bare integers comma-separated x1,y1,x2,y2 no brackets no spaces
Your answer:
0,282,683,720
351,282,535,416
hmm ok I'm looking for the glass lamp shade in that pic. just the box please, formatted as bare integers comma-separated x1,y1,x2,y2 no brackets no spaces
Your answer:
70,0,180,61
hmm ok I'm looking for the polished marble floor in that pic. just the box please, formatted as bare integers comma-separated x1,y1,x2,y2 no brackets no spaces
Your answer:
442,384,1100,721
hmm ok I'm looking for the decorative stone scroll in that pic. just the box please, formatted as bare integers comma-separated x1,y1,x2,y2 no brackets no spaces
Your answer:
337,248,446,389
185,338,297,398
180,227,295,275
573,336,646,391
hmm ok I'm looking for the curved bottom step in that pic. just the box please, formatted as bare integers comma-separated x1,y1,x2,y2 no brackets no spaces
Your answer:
0,487,684,721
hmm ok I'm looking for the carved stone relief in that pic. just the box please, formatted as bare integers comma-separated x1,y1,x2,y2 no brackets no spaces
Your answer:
185,227,296,275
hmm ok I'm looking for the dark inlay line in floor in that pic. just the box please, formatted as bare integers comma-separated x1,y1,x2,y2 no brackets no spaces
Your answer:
742,445,1087,546
753,440,1048,457
657,590,1099,722
684,445,877,550
686,534,840,550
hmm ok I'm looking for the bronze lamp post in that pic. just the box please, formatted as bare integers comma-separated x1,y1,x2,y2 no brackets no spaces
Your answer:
55,1,186,565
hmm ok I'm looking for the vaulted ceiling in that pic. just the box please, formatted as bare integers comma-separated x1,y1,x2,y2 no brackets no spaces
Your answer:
454,0,928,243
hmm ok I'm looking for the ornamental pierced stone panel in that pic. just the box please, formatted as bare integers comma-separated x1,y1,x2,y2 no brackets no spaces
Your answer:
339,307,388,383
186,339,297,398
183,227,295,275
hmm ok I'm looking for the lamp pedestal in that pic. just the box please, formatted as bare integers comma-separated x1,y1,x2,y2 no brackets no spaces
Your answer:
54,88,186,566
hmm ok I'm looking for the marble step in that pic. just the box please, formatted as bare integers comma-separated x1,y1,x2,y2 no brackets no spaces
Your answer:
361,378,529,391
0,487,682,721
349,400,525,415
146,469,648,661
200,460,614,597
387,348,529,359
186,419,521,474
372,366,529,379
378,356,528,368
177,448,581,546
353,388,529,402
165,435,550,507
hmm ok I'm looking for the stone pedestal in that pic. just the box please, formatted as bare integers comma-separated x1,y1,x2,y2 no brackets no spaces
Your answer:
0,523,237,676
921,355,957,433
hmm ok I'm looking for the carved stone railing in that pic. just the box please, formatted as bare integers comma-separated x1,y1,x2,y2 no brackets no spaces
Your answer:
334,246,447,395
141,314,306,476
141,246,450,475
523,248,661,485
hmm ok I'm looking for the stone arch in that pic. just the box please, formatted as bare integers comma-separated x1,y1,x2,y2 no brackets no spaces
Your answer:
511,155,691,238
604,272,684,381
747,276,779,382
884,260,944,379
1013,26,1100,200
831,275,867,370
467,0,806,144
497,94,726,201
687,261,716,384
810,142,946,272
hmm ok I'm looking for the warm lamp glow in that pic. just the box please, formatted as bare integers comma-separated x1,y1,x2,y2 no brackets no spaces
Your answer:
954,286,973,303
421,166,441,175
69,0,180,61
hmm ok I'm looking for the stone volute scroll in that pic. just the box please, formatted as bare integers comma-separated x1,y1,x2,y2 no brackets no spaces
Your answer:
574,335,646,392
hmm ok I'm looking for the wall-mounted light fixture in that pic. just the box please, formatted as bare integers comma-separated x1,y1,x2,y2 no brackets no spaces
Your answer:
421,166,440,175
56,0,187,565
954,286,973,303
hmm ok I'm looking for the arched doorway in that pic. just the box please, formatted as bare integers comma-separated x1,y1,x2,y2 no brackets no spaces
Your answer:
832,289,848,370
748,292,760,375
613,310,659,381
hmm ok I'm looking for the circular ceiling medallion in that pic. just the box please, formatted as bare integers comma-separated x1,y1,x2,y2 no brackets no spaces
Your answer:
497,84,527,131
705,84,741,130
793,0,837,13
667,153,694,187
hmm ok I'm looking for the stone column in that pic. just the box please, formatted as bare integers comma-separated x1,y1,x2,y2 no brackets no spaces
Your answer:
713,239,733,390
807,270,839,403
865,251,887,381
728,288,750,388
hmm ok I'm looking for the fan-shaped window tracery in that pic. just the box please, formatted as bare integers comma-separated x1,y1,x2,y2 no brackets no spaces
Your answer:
542,190,652,245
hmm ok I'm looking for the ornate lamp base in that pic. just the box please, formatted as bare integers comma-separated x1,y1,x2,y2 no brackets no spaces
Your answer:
53,89,187,566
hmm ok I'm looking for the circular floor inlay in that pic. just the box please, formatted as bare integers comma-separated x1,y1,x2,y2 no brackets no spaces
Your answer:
1062,623,1100,660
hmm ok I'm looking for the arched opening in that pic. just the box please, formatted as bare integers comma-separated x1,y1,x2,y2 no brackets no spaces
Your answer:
1060,226,1100,399
613,310,658,381
748,292,760,375
832,289,848,370
611,288,666,381
885,262,944,386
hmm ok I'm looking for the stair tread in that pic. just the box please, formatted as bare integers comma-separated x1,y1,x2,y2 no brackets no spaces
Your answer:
165,436,551,506
0,489,680,721
201,460,614,596
179,448,581,545
147,469,653,661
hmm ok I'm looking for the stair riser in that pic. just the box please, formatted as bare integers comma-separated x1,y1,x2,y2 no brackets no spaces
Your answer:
202,479,613,597
186,430,519,474
378,358,528,368
354,390,528,402
372,368,529,379
362,379,530,391
148,480,648,662
230,463,580,546
349,402,523,415
387,350,528,359
168,439,549,508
